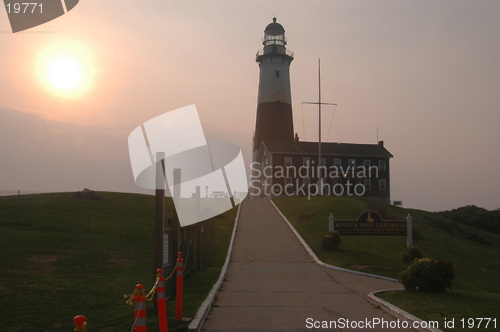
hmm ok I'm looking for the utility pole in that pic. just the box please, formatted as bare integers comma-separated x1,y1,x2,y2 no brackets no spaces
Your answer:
154,152,166,276
153,152,166,309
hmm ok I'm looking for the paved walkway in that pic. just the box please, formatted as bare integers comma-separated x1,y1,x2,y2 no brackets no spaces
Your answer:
201,199,412,331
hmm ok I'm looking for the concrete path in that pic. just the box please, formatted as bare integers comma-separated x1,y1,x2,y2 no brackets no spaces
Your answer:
201,199,412,331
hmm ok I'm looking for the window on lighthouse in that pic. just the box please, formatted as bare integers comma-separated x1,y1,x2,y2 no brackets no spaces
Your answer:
276,70,280,78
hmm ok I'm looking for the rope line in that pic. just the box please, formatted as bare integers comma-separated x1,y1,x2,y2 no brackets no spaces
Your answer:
301,102,306,140
326,104,337,142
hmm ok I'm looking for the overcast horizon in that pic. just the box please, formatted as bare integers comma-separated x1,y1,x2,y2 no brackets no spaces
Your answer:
1,1,499,212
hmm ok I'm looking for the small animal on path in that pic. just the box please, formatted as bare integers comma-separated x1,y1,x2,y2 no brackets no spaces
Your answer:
297,213,315,225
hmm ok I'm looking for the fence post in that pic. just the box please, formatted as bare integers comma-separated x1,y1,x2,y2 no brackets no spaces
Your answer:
329,213,334,232
406,213,413,248
175,252,184,321
195,186,201,271
154,152,166,283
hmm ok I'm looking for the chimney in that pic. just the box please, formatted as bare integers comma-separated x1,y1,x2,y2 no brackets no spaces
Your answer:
294,133,299,147
378,140,384,147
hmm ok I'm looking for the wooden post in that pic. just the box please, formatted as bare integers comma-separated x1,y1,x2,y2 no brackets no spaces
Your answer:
171,168,182,295
154,152,166,276
172,169,181,254
195,186,201,271
154,152,166,310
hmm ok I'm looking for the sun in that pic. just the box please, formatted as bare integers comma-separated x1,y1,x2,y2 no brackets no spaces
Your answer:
47,56,83,91
36,40,94,98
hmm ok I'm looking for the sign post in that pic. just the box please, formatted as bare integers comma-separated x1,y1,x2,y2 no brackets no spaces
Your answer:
406,213,413,248
329,213,334,232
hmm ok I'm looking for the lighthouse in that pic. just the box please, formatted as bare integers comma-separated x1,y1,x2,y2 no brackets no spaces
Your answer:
250,18,394,202
253,17,294,158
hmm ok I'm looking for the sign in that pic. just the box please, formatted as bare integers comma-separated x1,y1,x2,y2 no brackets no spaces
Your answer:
163,231,169,265
334,210,406,236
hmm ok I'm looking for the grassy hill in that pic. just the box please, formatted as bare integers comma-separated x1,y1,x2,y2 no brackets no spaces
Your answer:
0,191,237,331
273,196,500,330
272,196,499,293
2,192,498,330
437,205,500,235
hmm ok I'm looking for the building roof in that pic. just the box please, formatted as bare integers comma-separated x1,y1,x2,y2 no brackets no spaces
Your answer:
262,140,393,158
265,17,285,36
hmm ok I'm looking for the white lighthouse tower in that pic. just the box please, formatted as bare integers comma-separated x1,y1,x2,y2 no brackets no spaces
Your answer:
253,17,294,158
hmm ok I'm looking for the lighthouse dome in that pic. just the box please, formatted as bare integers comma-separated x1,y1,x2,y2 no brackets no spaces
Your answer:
264,17,285,36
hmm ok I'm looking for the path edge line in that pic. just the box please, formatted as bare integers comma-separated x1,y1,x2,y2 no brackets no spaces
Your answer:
188,199,244,332
368,289,443,332
270,199,443,332
269,199,397,282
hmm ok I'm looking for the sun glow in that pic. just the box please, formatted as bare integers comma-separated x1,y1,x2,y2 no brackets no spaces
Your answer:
36,40,94,98
47,56,83,91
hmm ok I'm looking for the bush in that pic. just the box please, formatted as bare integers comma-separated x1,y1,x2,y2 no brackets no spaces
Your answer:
320,231,341,250
401,245,424,264
398,258,455,292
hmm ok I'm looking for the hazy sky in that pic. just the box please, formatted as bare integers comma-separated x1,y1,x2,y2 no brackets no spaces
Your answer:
1,0,499,212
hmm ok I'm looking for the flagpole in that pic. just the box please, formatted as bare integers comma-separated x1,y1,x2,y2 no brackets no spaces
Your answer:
318,59,322,193
302,58,337,195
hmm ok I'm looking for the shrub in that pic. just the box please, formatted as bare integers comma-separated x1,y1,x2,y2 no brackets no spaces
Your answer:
320,231,341,250
401,245,424,264
398,258,455,292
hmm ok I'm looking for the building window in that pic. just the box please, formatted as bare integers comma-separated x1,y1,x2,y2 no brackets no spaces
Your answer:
379,179,387,191
276,70,280,77
334,158,342,167
285,177,292,186
349,159,356,167
303,157,311,167
364,179,371,190
378,160,386,171
319,157,327,178
363,159,370,168
284,156,292,167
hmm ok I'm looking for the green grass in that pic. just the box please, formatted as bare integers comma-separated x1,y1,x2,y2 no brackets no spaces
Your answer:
273,196,410,278
272,196,500,327
377,290,500,331
0,192,237,331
